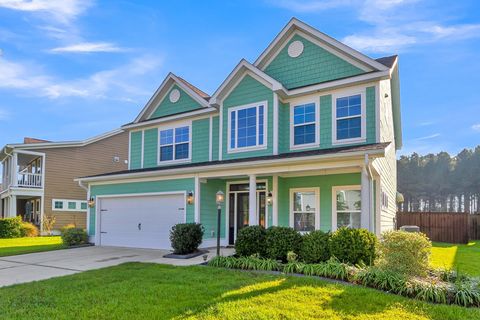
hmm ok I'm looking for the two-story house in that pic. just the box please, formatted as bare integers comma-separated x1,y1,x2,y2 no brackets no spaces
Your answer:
76,18,402,250
0,130,128,231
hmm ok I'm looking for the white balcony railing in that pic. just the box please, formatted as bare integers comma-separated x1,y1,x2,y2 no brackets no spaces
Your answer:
17,172,43,188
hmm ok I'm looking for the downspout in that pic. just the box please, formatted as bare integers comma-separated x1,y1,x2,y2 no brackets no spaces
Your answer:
364,154,375,233
78,180,92,241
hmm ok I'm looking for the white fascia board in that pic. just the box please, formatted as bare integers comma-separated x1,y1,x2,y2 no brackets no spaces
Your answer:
210,59,286,106
123,107,218,130
76,147,386,184
5,128,124,150
134,73,210,123
254,18,388,72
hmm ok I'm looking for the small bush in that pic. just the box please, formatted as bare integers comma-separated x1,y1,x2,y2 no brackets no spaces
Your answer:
170,223,204,254
61,228,88,246
300,230,331,263
264,226,303,262
0,217,23,238
235,226,266,257
20,222,39,237
329,227,377,265
42,215,56,235
376,230,431,277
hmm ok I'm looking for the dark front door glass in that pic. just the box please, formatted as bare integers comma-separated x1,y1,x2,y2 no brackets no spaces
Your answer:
258,192,266,228
237,193,249,231
228,193,235,245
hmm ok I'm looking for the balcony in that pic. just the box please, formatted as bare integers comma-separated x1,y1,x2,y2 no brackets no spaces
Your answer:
17,172,43,188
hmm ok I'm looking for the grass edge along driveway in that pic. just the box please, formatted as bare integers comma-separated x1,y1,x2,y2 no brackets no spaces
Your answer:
0,236,64,257
0,263,478,320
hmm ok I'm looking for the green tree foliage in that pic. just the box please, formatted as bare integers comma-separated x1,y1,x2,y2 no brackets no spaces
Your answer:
398,146,480,213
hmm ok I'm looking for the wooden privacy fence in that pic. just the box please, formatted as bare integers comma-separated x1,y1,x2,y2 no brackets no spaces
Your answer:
396,212,480,244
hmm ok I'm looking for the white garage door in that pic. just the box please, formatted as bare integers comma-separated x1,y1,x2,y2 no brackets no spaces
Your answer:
98,193,185,249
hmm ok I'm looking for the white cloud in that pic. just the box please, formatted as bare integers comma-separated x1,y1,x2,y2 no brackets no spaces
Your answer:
50,42,125,53
265,0,354,12
0,108,10,120
413,133,440,141
0,0,93,24
0,55,163,101
343,33,416,53
472,124,480,132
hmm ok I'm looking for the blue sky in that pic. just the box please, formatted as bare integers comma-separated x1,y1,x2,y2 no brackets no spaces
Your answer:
0,0,479,156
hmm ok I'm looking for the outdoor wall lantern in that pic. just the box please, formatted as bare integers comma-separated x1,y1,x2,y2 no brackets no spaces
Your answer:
396,192,405,204
187,191,194,205
215,190,225,256
88,196,95,208
266,192,273,206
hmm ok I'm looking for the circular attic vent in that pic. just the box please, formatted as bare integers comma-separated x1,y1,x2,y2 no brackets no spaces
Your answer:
287,40,304,58
169,89,180,103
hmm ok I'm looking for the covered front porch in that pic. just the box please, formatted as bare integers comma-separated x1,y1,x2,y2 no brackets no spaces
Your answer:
196,158,380,247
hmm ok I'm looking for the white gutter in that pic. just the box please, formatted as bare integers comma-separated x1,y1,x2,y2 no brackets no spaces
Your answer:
76,147,386,184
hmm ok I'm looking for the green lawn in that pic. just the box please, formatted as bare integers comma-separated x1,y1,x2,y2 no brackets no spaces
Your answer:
0,263,477,320
0,236,65,257
430,241,480,276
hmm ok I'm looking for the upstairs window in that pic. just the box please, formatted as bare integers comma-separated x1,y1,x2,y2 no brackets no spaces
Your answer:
228,102,267,152
334,92,365,143
291,102,318,148
159,125,190,162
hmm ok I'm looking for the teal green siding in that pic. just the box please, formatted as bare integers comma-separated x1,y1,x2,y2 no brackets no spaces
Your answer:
222,75,273,160
320,94,333,149
366,86,376,143
149,85,202,119
143,128,158,168
192,118,210,163
277,173,361,231
129,131,142,170
89,178,195,236
200,179,227,240
278,101,290,153
264,34,364,89
211,116,219,161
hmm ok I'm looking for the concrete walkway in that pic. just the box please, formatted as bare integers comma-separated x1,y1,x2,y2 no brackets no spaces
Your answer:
0,246,234,288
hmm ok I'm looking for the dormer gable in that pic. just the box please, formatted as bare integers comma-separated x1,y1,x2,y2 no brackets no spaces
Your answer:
255,18,388,89
134,73,210,123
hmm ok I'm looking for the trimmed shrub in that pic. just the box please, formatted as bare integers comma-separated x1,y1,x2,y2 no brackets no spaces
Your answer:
61,228,88,246
0,217,23,238
376,230,432,277
235,226,266,257
300,230,331,263
329,227,377,265
170,223,204,254
20,222,39,237
264,226,302,262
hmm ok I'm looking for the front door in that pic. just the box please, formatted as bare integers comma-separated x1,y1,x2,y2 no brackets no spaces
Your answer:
228,182,266,245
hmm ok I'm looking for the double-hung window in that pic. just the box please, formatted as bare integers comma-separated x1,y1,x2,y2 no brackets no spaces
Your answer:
159,125,190,163
228,102,267,152
290,188,319,232
334,93,364,143
291,102,318,148
333,187,362,230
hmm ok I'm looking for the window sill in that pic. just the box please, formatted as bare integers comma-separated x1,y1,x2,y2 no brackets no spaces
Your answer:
332,138,366,146
289,143,319,151
157,158,192,166
227,145,268,154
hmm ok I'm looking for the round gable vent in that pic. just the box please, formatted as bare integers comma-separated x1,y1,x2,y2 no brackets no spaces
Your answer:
169,89,180,103
287,40,304,58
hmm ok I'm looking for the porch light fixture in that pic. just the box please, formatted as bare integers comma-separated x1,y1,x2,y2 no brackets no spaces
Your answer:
187,191,194,205
396,192,405,204
88,197,95,208
266,192,273,206
215,190,225,256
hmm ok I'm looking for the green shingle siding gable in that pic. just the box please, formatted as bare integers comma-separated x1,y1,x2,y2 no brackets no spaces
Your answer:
366,86,376,143
143,128,158,168
149,85,203,119
264,34,364,89
222,75,273,160
211,116,219,161
129,131,142,170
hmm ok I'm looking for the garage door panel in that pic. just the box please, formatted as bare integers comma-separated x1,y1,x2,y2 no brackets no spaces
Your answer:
98,194,185,250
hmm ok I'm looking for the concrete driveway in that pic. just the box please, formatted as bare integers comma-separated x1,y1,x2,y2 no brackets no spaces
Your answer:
0,246,233,288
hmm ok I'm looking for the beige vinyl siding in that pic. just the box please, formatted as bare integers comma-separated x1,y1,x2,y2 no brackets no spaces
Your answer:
35,131,128,229
372,79,397,232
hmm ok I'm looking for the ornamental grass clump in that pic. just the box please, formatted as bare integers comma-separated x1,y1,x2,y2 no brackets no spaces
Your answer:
376,230,431,277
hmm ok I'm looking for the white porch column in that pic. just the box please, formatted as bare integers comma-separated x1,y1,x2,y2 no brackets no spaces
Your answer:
12,152,18,187
248,174,257,226
272,175,278,226
361,166,371,230
194,175,201,223
8,195,17,218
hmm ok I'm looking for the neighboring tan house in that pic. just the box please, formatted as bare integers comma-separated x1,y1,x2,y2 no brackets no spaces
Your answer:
0,130,128,231
76,18,402,250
